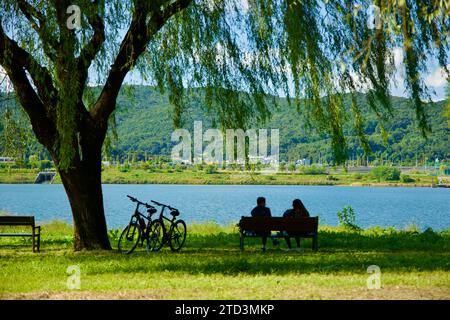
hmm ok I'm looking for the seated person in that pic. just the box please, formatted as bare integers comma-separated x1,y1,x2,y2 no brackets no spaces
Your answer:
250,197,274,251
283,199,310,250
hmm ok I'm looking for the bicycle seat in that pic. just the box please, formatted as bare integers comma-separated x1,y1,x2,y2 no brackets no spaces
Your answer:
170,209,180,217
147,207,157,215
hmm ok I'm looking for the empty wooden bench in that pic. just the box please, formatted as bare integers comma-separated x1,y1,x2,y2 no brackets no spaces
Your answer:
238,216,318,251
0,216,41,252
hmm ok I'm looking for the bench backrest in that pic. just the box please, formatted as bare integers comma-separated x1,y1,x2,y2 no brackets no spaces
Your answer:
0,216,35,226
239,216,318,233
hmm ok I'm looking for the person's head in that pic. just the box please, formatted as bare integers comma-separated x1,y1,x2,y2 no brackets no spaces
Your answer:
292,199,303,212
257,197,266,207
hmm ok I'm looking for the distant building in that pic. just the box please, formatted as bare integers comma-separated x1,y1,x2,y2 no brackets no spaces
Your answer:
296,158,311,166
0,157,14,163
248,155,278,165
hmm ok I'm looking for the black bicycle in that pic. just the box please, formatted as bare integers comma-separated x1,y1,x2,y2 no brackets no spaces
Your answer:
147,200,187,252
118,195,158,254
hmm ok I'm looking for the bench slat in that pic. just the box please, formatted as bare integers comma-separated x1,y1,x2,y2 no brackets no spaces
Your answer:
0,216,35,226
239,216,319,251
239,216,318,233
0,216,40,252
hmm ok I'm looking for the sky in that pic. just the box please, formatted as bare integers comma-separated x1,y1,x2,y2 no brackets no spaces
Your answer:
1,50,448,102
120,48,449,102
1,0,449,102
118,1,449,102
389,48,449,102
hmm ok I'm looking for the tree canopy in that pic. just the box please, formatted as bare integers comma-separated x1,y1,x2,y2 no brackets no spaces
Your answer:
1,0,448,167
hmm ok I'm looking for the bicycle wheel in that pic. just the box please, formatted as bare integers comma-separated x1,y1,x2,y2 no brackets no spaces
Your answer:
118,223,141,254
169,219,187,252
147,219,165,252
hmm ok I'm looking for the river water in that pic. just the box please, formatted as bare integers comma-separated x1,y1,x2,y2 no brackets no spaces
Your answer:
0,184,449,230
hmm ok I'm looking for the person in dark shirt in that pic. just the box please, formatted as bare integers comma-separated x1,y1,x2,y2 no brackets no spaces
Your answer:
251,197,272,217
283,199,310,250
250,197,272,251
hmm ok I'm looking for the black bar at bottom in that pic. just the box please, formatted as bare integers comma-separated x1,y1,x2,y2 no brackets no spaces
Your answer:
0,300,447,319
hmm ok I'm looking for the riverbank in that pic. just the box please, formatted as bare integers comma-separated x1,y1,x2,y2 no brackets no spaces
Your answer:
0,168,440,187
0,221,449,299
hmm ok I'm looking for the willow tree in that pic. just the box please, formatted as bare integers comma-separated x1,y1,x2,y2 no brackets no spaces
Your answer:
0,0,448,250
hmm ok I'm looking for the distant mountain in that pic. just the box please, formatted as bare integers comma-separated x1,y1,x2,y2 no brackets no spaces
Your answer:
112,86,449,163
1,86,449,164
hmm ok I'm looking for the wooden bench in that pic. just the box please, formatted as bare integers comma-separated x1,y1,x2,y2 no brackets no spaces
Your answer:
238,216,318,251
0,216,41,252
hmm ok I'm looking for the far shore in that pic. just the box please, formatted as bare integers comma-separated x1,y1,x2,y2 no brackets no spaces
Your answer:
0,167,444,188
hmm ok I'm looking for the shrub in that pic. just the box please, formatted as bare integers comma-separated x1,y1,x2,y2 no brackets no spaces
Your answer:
39,160,52,170
194,164,204,171
204,164,218,174
400,174,415,183
28,155,39,169
137,162,150,170
370,166,401,181
119,164,131,172
299,165,327,175
337,206,361,231
353,173,363,180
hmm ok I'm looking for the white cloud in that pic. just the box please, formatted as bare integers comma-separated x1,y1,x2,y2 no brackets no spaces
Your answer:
0,67,14,93
425,65,449,87
392,47,404,68
390,47,406,89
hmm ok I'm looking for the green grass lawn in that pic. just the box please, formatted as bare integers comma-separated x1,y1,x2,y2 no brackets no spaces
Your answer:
0,222,449,299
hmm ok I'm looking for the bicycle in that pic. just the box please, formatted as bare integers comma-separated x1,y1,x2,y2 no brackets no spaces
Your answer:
118,195,157,254
147,200,187,252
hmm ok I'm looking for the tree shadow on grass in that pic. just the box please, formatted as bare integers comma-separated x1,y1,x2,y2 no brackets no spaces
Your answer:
184,229,450,252
79,248,449,276
1,228,449,276
90,228,450,275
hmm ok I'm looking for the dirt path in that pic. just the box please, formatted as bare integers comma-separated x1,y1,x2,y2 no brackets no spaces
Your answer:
2,287,449,300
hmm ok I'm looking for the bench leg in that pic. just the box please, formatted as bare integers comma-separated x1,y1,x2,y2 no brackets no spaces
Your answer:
32,227,36,253
36,227,41,252
32,226,40,253
312,234,318,252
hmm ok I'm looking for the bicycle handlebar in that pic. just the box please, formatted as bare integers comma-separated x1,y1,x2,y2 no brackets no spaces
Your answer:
127,195,153,209
127,195,178,212
127,195,137,202
151,200,177,211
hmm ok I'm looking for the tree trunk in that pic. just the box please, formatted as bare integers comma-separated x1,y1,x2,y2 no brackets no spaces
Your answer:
58,148,111,251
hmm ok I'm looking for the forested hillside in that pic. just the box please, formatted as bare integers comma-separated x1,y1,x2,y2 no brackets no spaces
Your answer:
1,86,448,164
112,86,449,164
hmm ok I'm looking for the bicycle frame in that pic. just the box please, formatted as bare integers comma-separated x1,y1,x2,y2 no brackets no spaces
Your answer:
145,199,186,252
151,201,179,243
128,202,151,225
126,201,155,241
158,206,177,223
